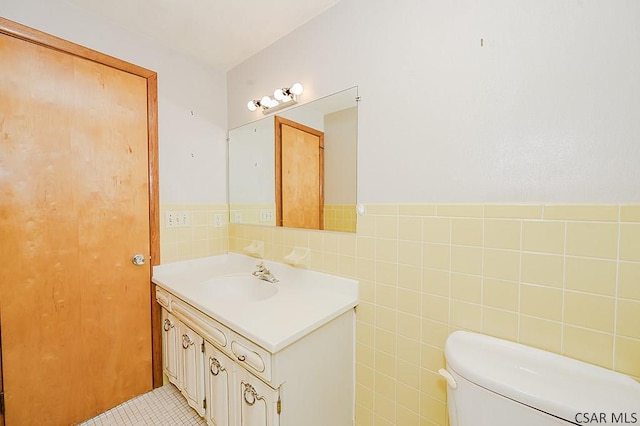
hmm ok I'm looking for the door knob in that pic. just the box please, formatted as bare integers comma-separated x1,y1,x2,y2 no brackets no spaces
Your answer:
131,254,145,266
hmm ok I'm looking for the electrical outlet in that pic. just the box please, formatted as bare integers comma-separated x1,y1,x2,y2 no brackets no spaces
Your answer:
165,211,176,228
214,214,223,227
165,211,191,227
234,212,243,223
177,211,191,227
260,210,274,222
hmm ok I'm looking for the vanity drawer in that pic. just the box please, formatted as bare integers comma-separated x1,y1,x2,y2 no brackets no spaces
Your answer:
230,331,272,383
172,299,229,349
156,287,171,309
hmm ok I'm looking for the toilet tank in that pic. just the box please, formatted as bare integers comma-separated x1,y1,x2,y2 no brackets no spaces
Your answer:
442,331,640,426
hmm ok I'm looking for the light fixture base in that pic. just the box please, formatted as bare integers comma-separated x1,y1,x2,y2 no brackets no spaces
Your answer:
247,82,304,114
261,97,298,115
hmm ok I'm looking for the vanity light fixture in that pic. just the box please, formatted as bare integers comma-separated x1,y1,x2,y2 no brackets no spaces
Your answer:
247,83,304,114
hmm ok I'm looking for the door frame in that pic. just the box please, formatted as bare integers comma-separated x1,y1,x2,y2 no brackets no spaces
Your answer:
0,17,163,396
274,115,325,229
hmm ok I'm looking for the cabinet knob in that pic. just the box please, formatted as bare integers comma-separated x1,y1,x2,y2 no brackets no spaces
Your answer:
182,334,194,349
163,318,174,331
237,354,246,362
210,357,223,376
243,383,257,406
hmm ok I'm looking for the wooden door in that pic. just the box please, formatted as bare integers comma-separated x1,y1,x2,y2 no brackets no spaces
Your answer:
0,19,159,425
274,116,324,230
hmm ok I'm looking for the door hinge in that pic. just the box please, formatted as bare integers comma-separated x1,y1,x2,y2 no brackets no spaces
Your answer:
277,395,281,415
203,397,207,410
1,391,5,415
201,341,205,353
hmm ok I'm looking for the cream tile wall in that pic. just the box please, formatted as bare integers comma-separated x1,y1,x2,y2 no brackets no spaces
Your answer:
229,203,640,426
229,203,276,226
160,204,229,263
228,203,357,232
325,204,357,233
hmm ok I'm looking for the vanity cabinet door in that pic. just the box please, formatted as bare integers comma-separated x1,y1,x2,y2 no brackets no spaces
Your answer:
178,321,206,416
161,309,179,386
204,341,236,426
237,367,280,426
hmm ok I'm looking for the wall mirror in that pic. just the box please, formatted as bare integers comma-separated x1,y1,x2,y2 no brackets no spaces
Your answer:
228,86,358,233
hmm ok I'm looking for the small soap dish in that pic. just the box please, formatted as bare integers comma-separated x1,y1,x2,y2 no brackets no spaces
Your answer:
284,246,310,268
243,240,264,258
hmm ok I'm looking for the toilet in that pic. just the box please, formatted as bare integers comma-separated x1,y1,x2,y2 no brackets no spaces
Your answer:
441,331,640,426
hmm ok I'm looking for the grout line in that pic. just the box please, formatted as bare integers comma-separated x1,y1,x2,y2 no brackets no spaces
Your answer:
479,207,486,334
612,205,621,370
371,214,379,420
560,220,568,355
447,216,452,335
517,218,523,342
416,214,425,422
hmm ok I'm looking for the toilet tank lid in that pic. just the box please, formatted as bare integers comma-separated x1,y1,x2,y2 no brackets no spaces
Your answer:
445,331,640,422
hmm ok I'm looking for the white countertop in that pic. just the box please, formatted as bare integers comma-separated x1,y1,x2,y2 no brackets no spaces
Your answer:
152,253,359,353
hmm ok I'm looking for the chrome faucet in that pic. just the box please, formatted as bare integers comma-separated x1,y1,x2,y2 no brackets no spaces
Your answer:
252,262,279,283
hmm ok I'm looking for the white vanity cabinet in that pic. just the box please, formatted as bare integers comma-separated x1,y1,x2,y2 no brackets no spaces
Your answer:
161,311,207,416
159,296,281,426
152,254,358,426
177,321,206,416
204,341,235,425
161,309,178,385
204,341,280,426
156,286,355,426
159,289,206,416
236,366,280,426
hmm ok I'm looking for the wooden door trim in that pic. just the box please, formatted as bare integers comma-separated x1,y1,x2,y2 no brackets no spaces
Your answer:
274,115,325,229
0,17,163,389
0,17,155,78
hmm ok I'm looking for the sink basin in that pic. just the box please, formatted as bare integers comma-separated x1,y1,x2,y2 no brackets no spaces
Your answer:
200,275,278,302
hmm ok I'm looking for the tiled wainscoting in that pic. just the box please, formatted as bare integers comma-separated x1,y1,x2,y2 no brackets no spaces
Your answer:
228,204,640,426
325,204,357,233
228,203,357,233
160,204,229,263
229,203,276,226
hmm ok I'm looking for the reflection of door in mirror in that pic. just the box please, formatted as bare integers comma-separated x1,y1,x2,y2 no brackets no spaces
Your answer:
275,116,324,229
228,86,358,233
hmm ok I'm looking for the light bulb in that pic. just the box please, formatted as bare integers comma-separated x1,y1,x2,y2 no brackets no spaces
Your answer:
281,94,292,102
274,88,284,101
290,82,303,95
268,98,280,108
261,96,272,107
247,100,257,111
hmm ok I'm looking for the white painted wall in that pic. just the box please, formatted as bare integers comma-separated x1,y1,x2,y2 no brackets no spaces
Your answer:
228,117,275,204
325,107,357,204
228,0,640,203
2,0,228,204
